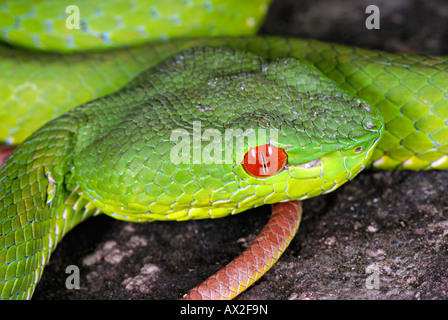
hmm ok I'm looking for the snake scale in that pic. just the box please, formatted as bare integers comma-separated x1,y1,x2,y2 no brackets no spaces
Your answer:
0,0,447,300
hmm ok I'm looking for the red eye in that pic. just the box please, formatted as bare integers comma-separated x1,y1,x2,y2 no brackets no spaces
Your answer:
242,144,287,177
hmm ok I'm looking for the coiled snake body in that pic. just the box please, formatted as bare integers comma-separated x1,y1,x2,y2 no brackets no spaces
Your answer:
0,0,447,299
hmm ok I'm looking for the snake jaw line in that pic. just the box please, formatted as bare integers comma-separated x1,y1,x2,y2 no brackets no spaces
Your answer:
295,157,322,169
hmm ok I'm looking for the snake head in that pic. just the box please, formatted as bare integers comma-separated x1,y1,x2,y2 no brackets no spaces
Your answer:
69,47,383,221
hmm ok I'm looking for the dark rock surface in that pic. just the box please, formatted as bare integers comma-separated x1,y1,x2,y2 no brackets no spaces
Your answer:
33,0,448,300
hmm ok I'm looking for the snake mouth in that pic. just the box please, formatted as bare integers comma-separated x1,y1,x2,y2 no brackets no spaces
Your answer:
283,138,379,201
284,157,323,177
284,156,323,181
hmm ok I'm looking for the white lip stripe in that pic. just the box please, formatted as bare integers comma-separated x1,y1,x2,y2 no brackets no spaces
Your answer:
372,157,385,167
297,158,322,168
431,155,447,168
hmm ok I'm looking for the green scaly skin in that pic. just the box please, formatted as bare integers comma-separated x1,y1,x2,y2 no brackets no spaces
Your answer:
0,1,447,299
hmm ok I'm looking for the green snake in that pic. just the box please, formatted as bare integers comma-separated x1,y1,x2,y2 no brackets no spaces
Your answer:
0,0,447,300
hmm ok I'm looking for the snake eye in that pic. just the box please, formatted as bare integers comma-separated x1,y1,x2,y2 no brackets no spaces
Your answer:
242,144,287,177
354,147,363,153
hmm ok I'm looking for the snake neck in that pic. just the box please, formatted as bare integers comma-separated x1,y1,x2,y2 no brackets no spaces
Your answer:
0,111,100,299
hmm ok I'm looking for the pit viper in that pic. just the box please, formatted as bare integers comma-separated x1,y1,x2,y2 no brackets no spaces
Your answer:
0,0,447,300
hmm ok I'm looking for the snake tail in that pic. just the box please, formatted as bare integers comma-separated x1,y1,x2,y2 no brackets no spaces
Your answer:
183,200,302,300
0,146,14,168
